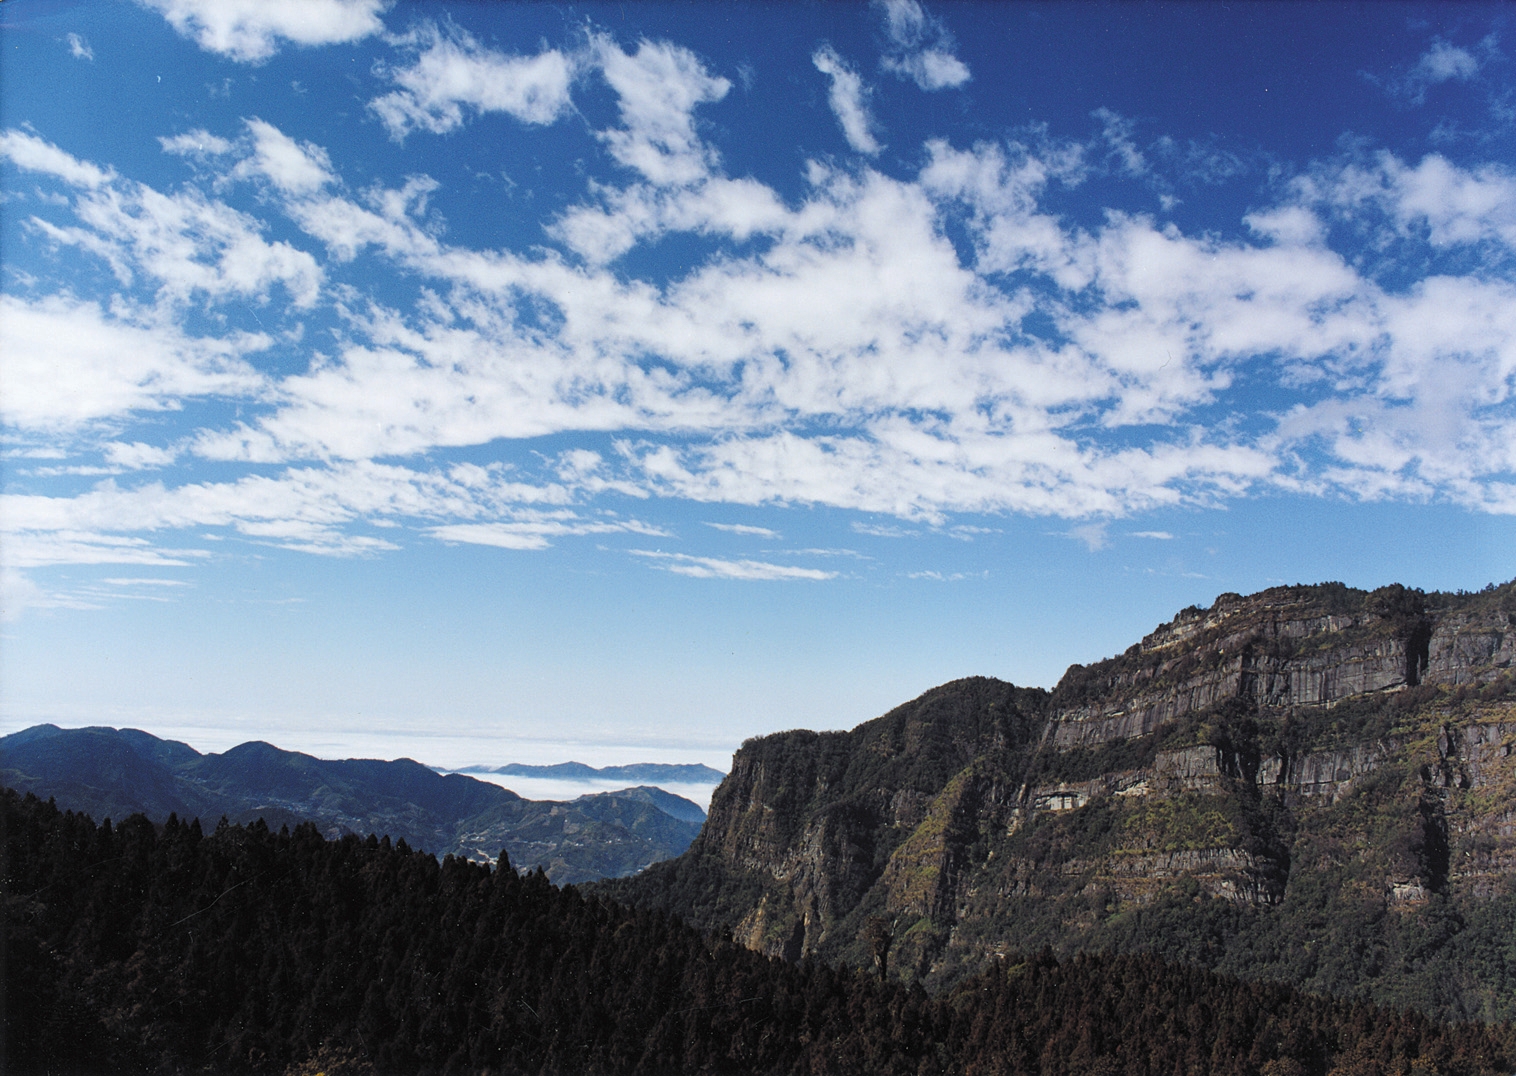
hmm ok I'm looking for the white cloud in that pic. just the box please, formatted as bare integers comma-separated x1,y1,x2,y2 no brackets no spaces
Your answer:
2,566,101,621
0,129,113,187
704,522,780,538
66,33,95,61
876,0,970,90
1130,530,1174,540
1300,150,1516,255
549,176,787,264
596,36,731,185
813,46,881,155
177,118,1515,523
0,531,210,570
137,0,388,64
1415,40,1482,84
371,22,573,140
630,550,837,580
0,458,670,579
1387,38,1486,105
159,129,237,158
6,129,323,308
853,522,917,538
0,294,267,431
232,119,334,196
103,442,182,470
8,24,1516,615
101,577,192,586
1094,108,1147,176
1065,522,1110,551
429,514,667,551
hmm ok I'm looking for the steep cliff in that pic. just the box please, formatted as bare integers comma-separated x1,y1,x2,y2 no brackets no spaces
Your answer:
605,579,1516,1023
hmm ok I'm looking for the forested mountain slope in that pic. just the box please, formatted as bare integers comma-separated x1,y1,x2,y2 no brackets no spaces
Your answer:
0,726,701,884
603,580,1516,1023
7,790,1512,1076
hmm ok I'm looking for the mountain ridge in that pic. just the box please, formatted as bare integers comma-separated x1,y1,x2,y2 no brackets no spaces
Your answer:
0,726,705,885
602,578,1516,1023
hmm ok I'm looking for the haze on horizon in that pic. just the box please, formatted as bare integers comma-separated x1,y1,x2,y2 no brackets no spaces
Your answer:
2,0,1514,772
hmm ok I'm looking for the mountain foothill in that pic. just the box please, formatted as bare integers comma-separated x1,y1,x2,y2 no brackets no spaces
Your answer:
6,578,1516,1074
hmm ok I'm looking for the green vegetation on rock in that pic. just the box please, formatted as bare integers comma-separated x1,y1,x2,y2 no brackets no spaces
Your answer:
604,579,1516,1024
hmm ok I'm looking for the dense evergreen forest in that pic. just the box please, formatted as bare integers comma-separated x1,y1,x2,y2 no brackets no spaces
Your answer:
5,790,1515,1075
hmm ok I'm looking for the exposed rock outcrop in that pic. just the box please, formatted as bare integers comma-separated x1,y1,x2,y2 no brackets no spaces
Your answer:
609,579,1516,1022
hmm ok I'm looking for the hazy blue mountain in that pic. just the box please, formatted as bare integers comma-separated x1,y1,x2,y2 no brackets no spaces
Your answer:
0,725,705,884
588,785,711,825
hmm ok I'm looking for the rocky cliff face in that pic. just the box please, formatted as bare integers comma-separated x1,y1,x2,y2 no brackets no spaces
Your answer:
609,580,1516,1023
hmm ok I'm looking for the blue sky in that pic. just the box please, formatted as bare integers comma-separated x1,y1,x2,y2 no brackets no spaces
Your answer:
2,0,1515,772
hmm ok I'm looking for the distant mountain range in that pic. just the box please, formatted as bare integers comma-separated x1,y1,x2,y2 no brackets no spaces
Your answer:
0,725,705,885
451,761,726,789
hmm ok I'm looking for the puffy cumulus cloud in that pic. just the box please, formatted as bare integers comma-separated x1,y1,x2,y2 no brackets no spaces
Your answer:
137,0,388,64
1297,150,1516,258
629,550,837,581
595,36,731,186
231,119,335,196
875,0,970,91
813,46,881,155
4,129,322,308
918,138,1092,287
66,33,94,61
549,176,788,264
1272,274,1516,511
158,129,237,159
0,128,113,188
371,22,573,140
0,294,267,431
103,442,182,470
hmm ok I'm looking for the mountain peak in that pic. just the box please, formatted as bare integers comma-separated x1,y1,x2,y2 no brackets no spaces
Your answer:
609,577,1516,1022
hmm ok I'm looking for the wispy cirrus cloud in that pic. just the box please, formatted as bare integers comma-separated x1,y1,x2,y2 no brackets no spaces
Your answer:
705,522,781,538
430,514,668,551
630,550,837,581
1382,38,1491,106
876,0,970,91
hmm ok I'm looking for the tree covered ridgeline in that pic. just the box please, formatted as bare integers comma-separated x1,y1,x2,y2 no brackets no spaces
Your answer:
4,789,1513,1076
